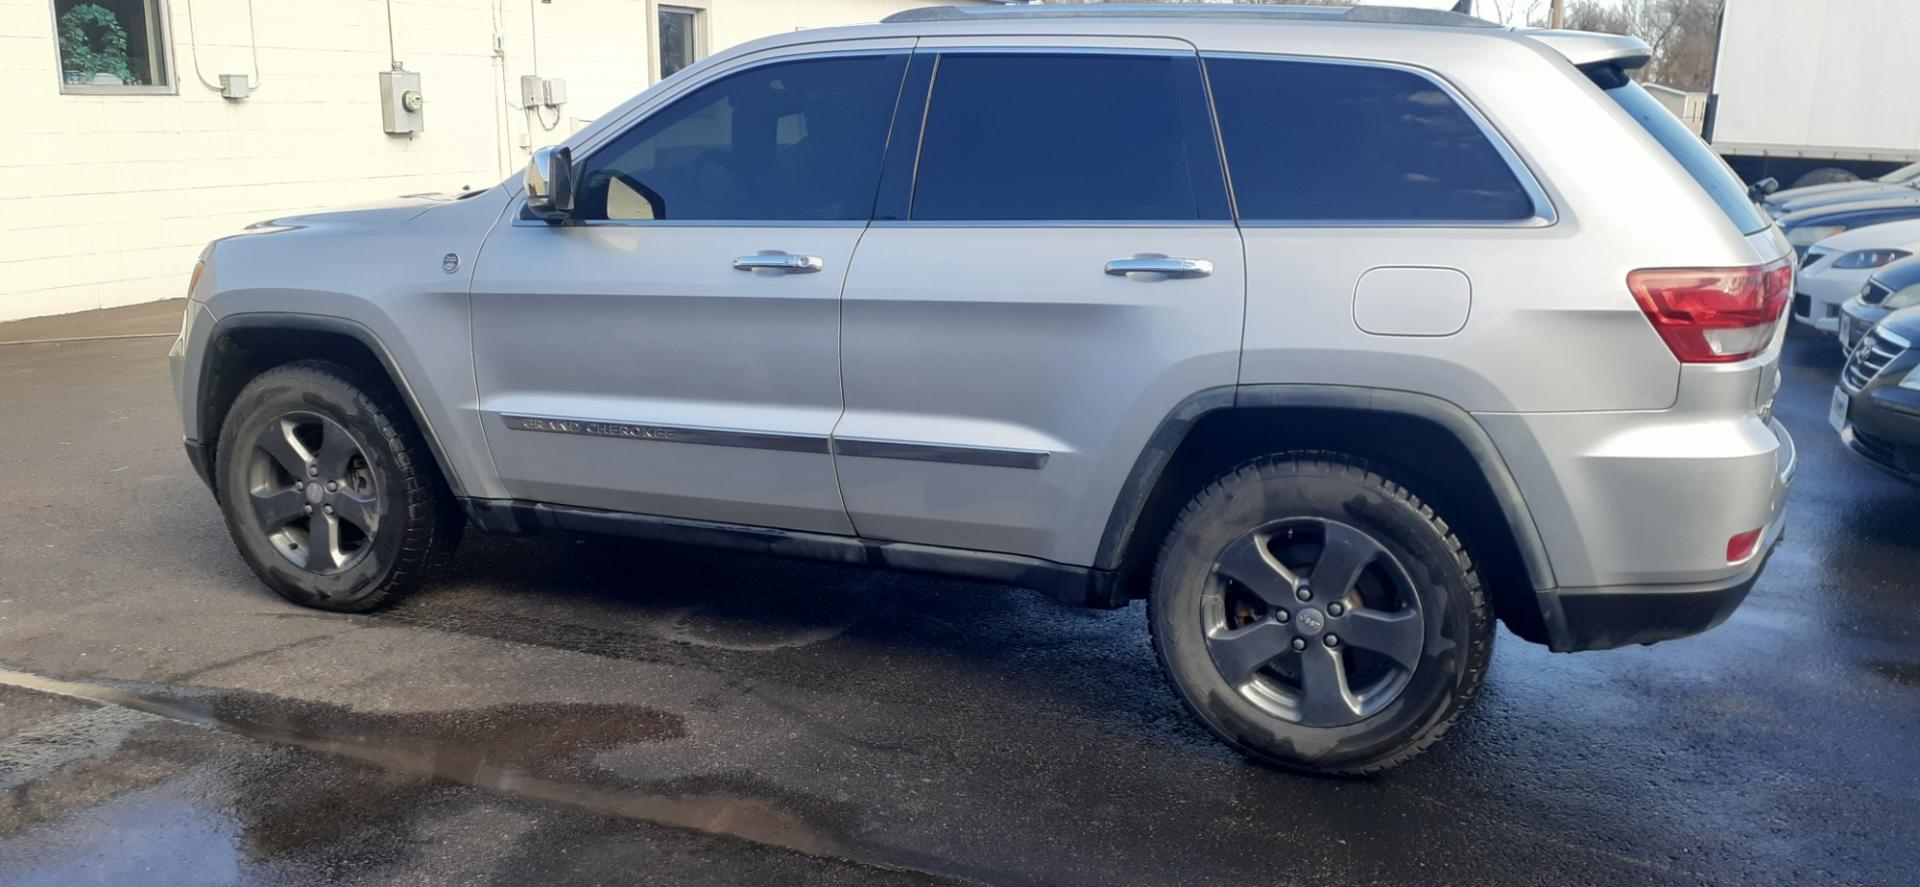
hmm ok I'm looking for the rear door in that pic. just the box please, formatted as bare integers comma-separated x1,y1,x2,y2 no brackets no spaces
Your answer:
833,41,1245,566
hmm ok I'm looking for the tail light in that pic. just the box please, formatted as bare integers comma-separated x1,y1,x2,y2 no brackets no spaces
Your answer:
1628,258,1793,363
1726,528,1763,564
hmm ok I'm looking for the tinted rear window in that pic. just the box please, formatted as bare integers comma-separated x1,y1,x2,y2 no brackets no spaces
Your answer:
1206,57,1535,222
911,53,1228,221
1605,80,1770,235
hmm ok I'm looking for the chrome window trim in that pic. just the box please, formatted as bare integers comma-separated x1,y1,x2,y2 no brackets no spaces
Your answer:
920,46,1193,57
1201,51,1559,230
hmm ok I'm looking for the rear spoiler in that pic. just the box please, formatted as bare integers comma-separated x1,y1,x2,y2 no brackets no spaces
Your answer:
1522,29,1652,84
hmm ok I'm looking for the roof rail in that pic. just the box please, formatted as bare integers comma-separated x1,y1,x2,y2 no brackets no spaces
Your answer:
882,3,1500,29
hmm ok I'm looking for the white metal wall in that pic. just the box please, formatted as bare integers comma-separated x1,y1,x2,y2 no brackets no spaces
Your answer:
1711,0,1920,160
0,0,971,322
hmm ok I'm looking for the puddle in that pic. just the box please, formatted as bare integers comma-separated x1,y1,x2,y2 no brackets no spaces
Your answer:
0,668,846,853
0,666,985,883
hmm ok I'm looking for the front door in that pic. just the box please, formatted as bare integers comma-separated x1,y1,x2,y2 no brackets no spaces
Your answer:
470,48,909,534
834,44,1247,565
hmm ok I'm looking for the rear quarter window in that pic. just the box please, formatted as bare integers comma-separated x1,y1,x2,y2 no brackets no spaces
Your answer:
1603,79,1771,236
1204,56,1537,223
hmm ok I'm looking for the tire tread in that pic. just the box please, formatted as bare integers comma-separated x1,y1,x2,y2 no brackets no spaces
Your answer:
1147,450,1493,776
214,359,458,612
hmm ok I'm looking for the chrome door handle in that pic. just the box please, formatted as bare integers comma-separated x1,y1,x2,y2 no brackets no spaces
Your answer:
1104,257,1214,279
733,253,824,274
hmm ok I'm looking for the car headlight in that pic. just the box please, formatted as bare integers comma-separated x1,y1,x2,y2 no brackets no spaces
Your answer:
1902,366,1920,391
1832,248,1913,269
1884,287,1920,311
1788,224,1849,247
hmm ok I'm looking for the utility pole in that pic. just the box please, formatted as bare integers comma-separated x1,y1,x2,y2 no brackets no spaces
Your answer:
1551,0,1565,28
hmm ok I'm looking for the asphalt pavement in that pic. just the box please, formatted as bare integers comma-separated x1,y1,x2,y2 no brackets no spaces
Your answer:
0,303,1915,886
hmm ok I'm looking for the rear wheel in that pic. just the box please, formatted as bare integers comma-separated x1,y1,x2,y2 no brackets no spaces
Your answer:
1149,454,1492,775
213,360,459,612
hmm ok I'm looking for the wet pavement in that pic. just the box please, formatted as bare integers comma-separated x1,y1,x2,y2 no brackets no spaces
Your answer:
1,305,1916,885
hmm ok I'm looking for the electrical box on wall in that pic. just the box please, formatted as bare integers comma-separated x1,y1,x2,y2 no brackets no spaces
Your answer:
379,65,425,135
218,74,249,100
519,75,569,109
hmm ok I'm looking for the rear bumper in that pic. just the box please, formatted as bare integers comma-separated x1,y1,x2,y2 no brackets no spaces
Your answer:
1538,513,1783,652
1479,398,1796,653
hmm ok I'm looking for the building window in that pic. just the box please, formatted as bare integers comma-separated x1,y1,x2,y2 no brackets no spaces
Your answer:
52,0,173,94
657,5,705,81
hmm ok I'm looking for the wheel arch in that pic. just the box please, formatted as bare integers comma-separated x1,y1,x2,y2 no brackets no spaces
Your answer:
193,313,466,498
1098,385,1558,644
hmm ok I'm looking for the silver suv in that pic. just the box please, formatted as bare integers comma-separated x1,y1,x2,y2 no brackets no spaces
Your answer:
169,5,1797,773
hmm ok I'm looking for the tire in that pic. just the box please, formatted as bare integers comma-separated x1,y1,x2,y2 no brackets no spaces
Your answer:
1790,167,1858,189
213,359,461,612
1149,453,1492,775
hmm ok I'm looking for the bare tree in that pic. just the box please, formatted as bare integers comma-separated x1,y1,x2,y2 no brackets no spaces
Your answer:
1562,0,1724,90
1483,0,1547,26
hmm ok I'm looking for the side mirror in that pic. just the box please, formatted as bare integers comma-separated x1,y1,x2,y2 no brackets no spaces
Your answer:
1748,176,1779,201
525,145,576,222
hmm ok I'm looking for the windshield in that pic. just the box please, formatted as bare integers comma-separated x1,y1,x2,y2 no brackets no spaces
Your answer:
1605,81,1771,235
1879,161,1920,184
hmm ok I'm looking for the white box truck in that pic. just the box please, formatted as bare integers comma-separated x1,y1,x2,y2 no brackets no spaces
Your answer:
1707,0,1920,188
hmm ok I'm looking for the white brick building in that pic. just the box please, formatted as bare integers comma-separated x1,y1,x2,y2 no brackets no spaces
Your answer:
1,0,982,322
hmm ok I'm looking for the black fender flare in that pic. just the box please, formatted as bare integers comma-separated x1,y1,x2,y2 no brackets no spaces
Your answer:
193,312,467,497
1092,384,1557,594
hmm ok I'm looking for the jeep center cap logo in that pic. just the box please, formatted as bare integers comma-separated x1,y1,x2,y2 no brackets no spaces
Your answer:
1296,608,1325,635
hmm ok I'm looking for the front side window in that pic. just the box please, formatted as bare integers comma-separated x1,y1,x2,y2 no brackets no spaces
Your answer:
910,53,1229,222
574,54,908,222
52,0,171,92
1206,57,1535,223
657,5,704,81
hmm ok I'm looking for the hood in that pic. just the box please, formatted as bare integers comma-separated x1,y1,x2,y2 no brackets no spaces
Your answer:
1772,184,1920,215
1879,304,1920,340
1768,180,1900,207
1779,196,1920,228
1817,218,1920,253
245,191,470,231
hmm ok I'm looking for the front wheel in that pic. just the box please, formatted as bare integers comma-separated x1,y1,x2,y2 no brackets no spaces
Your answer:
1149,454,1492,775
213,360,460,612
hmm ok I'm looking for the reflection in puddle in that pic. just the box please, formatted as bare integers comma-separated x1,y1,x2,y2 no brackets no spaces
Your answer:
0,667,860,867
3,790,243,887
